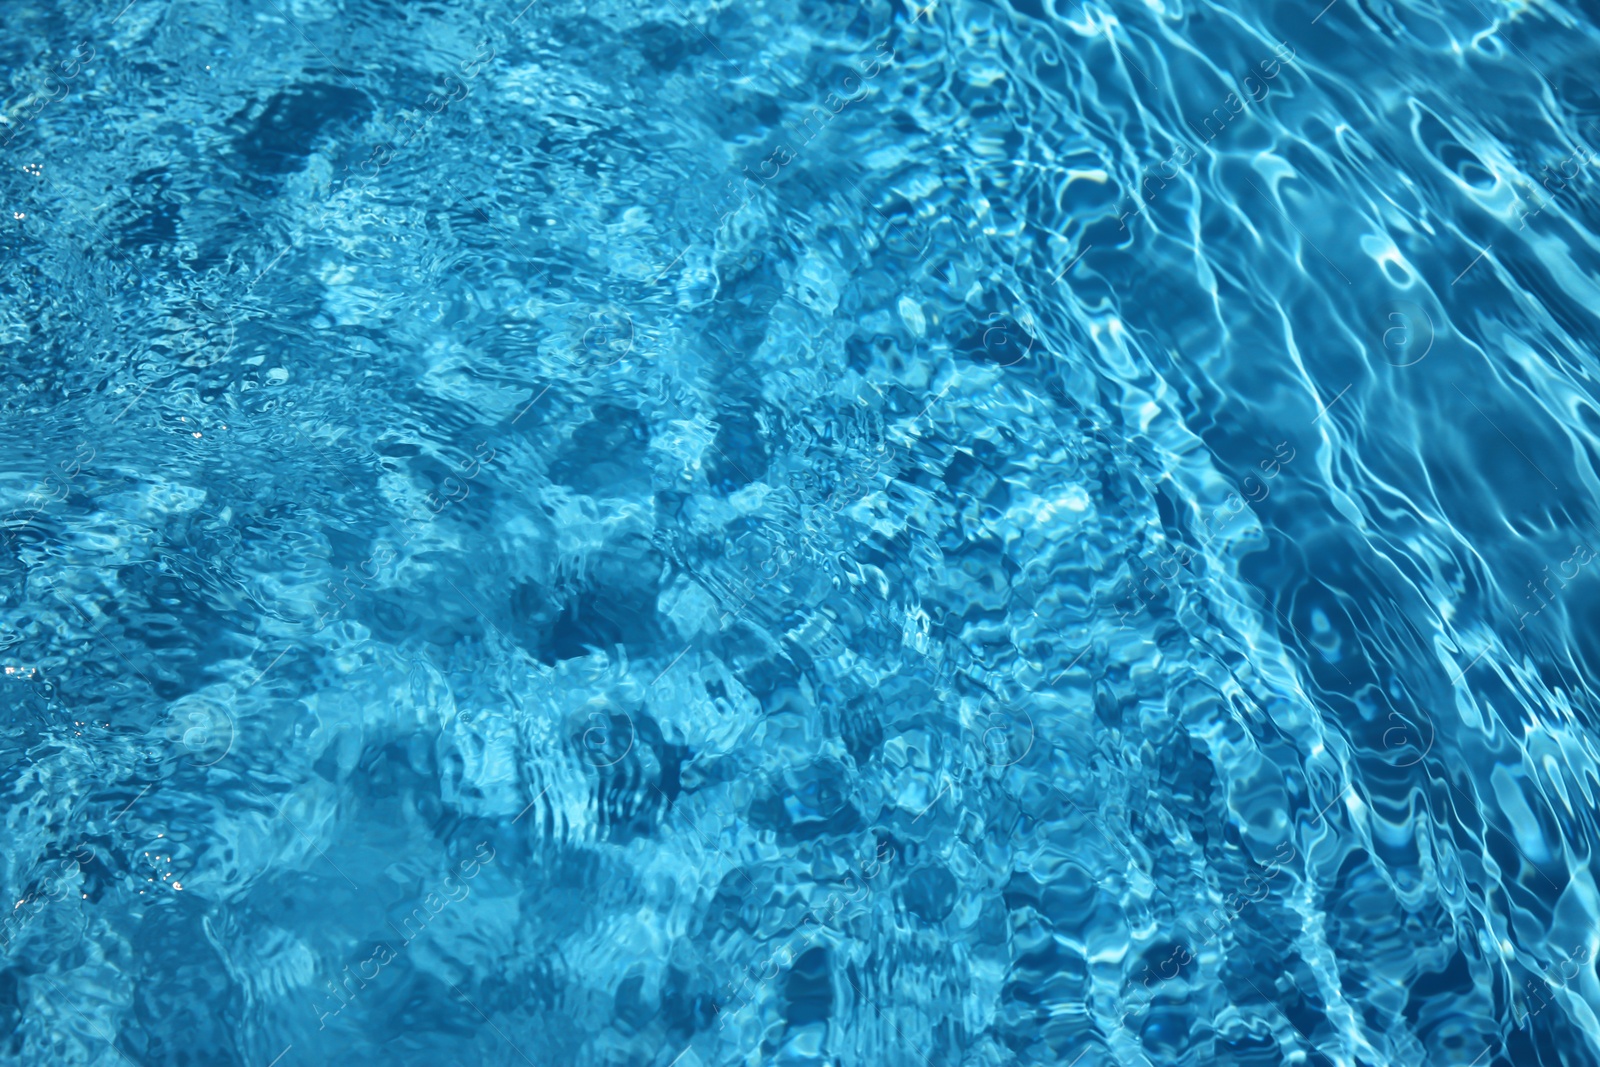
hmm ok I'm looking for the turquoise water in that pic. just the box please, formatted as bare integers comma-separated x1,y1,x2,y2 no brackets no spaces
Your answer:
4,0,1600,1064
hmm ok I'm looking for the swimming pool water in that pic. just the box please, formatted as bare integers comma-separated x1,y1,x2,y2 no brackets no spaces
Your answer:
5,0,1600,1064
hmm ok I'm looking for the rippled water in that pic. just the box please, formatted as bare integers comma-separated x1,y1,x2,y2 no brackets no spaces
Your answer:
5,0,1600,1063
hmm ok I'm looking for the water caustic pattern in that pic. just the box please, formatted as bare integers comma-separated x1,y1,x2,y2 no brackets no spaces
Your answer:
4,0,1600,1063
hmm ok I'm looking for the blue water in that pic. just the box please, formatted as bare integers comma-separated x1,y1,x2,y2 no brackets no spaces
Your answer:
4,0,1600,1064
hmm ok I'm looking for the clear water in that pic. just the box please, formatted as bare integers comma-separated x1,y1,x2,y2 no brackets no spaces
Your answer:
4,0,1600,1064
